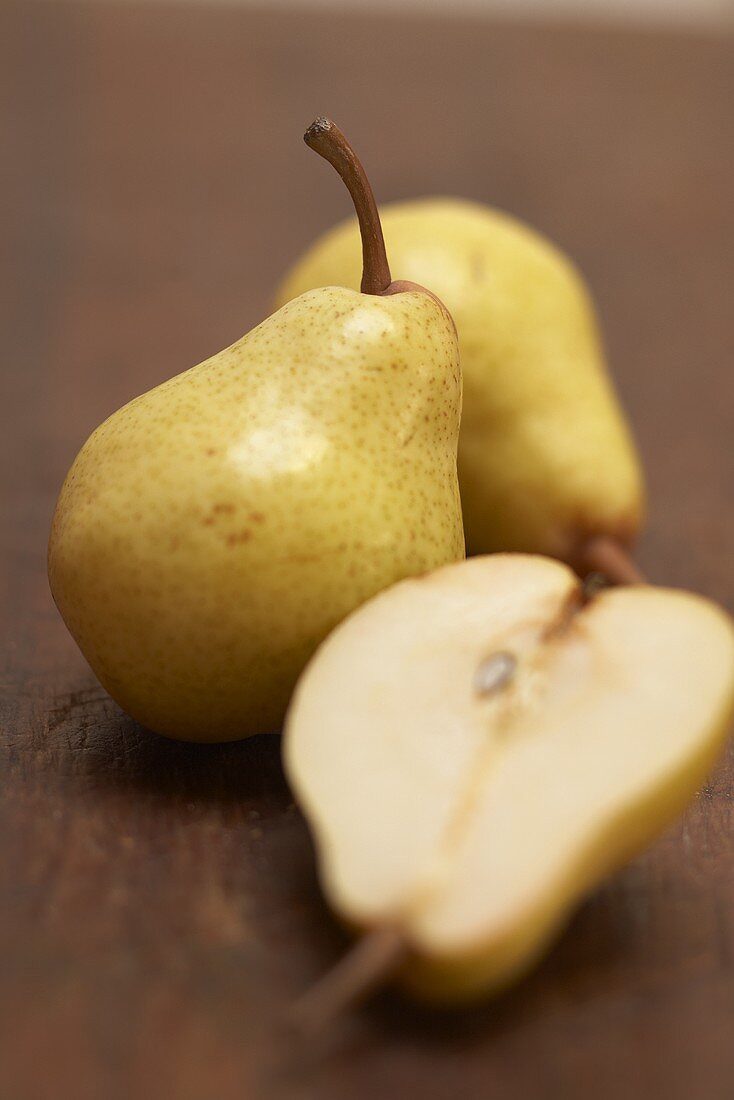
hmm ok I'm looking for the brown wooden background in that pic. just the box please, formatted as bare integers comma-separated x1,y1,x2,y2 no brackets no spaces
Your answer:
2,3,734,1098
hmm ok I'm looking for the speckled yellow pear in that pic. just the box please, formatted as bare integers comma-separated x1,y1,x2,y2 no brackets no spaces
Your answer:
286,555,734,1015
276,199,645,576
48,121,463,742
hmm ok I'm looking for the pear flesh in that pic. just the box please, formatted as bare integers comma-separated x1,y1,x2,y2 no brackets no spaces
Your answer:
276,199,645,563
48,287,463,742
285,554,734,1002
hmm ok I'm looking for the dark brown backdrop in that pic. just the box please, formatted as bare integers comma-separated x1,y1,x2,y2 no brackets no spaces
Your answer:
2,3,734,1098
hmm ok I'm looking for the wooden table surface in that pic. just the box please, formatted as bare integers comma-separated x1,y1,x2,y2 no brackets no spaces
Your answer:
2,3,734,1097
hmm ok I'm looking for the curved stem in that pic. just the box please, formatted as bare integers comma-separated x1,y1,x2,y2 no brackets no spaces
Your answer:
287,928,406,1038
581,536,645,586
304,117,392,296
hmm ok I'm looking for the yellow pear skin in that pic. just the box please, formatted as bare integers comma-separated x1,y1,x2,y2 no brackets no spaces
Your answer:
49,287,463,742
276,199,645,565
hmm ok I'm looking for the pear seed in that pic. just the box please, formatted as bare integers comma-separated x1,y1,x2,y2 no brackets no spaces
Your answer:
473,652,517,697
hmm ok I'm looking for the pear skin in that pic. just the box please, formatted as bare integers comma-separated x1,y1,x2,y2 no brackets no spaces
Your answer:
49,287,462,741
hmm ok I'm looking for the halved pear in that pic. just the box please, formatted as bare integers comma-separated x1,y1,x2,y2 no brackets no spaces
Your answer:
285,555,734,1003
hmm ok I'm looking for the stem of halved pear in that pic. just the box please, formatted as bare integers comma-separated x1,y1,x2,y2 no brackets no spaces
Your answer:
580,536,646,585
304,117,392,296
287,928,407,1038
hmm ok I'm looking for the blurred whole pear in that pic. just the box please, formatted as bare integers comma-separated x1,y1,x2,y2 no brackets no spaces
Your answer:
48,121,463,742
276,199,645,576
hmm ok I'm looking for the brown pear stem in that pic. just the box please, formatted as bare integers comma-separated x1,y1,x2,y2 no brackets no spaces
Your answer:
288,928,407,1038
580,536,645,586
304,117,392,296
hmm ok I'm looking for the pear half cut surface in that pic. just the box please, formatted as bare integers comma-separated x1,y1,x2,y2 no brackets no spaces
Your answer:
285,554,734,1003
48,286,463,742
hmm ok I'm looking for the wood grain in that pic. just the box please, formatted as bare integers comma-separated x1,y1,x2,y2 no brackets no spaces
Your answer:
2,3,733,1098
